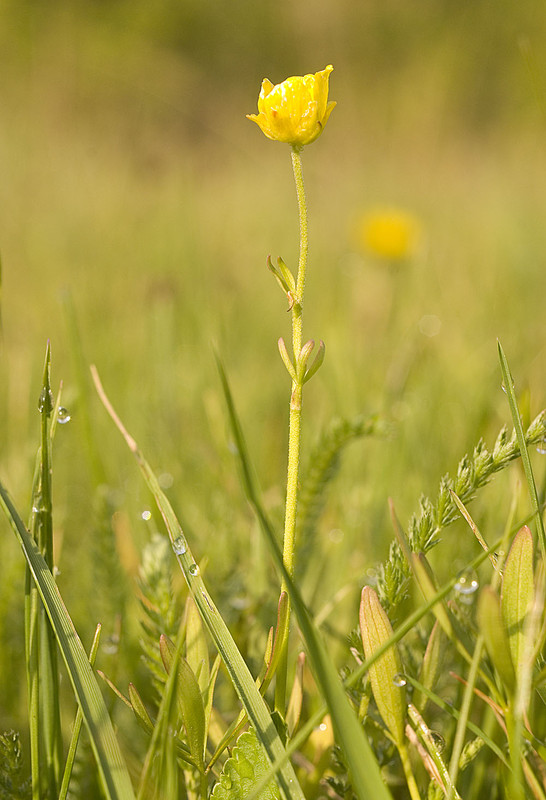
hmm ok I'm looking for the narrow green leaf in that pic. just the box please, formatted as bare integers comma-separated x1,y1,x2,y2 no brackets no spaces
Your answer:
413,621,446,714
128,683,155,735
261,592,289,692
498,341,546,556
0,485,136,800
26,344,63,800
501,526,535,674
185,597,210,697
286,652,305,737
160,635,206,770
58,624,102,800
407,703,462,799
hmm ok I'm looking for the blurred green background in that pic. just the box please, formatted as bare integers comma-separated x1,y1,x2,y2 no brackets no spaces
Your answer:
1,0,546,729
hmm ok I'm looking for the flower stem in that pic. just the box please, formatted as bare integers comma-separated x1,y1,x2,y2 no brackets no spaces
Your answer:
282,147,308,578
275,147,308,714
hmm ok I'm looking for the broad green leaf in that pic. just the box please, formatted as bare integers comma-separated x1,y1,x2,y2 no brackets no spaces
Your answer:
477,586,516,695
501,526,534,673
211,728,280,800
359,586,405,746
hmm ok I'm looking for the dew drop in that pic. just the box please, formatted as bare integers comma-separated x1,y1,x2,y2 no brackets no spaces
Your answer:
57,407,71,424
158,472,174,489
102,634,120,655
501,382,507,394
189,563,200,576
32,495,45,514
141,509,152,522
455,569,479,596
38,388,55,414
53,566,61,578
230,595,251,610
393,673,407,688
418,314,442,338
537,440,546,455
365,567,378,586
172,536,187,555
428,730,446,752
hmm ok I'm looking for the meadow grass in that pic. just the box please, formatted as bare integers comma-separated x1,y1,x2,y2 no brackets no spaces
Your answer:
2,4,546,798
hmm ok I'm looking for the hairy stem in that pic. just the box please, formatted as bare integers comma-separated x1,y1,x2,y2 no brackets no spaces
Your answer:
276,147,308,714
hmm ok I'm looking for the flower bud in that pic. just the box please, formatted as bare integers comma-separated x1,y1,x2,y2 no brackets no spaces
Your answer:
247,66,336,147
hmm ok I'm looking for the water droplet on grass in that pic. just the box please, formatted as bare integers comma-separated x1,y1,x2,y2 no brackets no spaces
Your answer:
393,673,407,687
158,472,174,489
428,730,446,752
102,634,120,655
455,569,479,596
328,528,344,543
38,388,54,414
57,407,71,424
141,509,152,521
537,440,546,455
32,495,45,514
172,536,186,555
189,563,200,576
418,314,442,338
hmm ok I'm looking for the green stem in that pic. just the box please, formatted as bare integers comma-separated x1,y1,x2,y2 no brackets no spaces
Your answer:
399,743,422,800
291,146,308,356
447,635,484,799
275,147,308,714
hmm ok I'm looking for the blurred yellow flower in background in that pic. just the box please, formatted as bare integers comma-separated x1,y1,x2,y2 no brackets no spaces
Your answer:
247,65,336,147
358,207,422,261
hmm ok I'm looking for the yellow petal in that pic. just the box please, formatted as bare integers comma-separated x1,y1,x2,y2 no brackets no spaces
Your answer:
247,65,335,147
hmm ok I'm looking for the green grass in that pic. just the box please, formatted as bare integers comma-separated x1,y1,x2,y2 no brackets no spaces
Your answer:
1,3,546,798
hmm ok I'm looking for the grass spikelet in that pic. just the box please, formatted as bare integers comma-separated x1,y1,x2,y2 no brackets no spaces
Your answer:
138,533,182,695
0,731,31,800
377,412,546,611
296,414,387,566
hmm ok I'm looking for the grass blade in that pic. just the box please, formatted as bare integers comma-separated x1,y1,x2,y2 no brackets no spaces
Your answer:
0,485,136,800
498,340,546,556
91,365,306,800
26,344,63,799
59,624,102,800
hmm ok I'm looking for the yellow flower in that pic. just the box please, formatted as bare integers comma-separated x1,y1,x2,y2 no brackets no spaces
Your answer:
358,207,421,261
247,65,336,147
